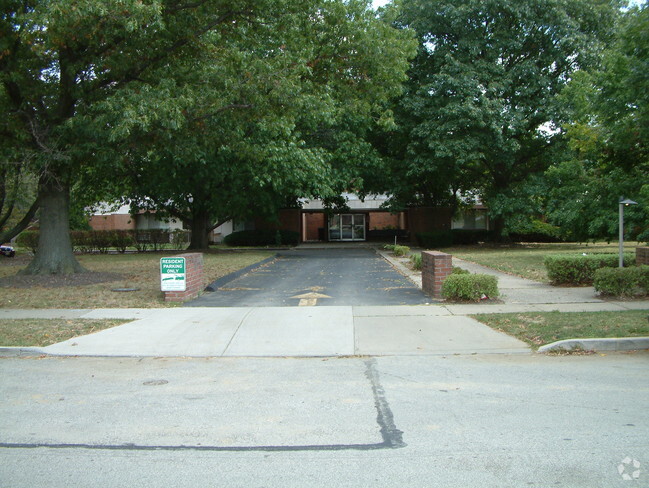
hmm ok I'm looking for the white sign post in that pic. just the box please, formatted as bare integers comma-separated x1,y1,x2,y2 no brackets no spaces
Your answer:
160,257,186,292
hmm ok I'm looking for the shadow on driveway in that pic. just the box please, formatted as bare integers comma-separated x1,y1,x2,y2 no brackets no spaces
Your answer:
187,248,431,307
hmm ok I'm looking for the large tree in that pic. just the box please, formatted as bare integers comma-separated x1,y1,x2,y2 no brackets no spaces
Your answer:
81,0,416,249
2,0,415,261
542,4,649,241
376,0,619,235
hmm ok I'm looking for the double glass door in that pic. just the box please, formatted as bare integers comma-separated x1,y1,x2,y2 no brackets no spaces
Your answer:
328,214,366,241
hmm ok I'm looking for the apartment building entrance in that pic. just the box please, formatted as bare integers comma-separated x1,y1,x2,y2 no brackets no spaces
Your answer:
328,214,366,241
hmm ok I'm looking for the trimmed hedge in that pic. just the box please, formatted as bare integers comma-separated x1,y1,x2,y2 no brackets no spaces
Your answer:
544,253,636,285
416,231,453,248
441,273,499,302
17,229,190,254
417,229,495,248
594,266,649,297
15,231,39,253
223,229,299,247
451,229,496,245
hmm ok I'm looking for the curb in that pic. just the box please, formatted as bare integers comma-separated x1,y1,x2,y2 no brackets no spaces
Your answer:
0,347,47,357
376,250,424,289
203,254,278,292
539,337,649,353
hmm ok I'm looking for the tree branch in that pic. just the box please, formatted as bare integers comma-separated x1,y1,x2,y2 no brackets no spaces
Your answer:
0,196,40,244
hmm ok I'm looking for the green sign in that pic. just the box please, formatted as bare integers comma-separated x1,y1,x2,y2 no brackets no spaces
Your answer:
160,257,186,292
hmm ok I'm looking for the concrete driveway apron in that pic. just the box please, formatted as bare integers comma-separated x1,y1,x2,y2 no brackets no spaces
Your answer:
187,248,431,307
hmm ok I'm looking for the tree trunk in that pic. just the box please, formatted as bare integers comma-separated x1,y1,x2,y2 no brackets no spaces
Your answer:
20,179,85,275
188,208,211,250
492,215,508,242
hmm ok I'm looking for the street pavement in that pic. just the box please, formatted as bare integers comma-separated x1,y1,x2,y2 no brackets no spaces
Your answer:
1,353,647,487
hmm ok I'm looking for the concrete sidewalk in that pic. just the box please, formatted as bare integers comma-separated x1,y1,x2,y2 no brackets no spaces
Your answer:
0,306,531,357
2,299,648,357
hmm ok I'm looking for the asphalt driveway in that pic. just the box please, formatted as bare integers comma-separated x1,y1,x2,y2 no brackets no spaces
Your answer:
187,248,430,307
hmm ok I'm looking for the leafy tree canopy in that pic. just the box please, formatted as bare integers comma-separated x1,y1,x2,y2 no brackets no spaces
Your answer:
369,0,620,235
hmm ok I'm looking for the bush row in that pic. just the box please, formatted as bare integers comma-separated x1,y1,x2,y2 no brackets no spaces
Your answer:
441,273,499,302
416,230,496,248
594,266,649,297
223,229,300,247
544,253,635,285
416,225,564,249
16,230,190,254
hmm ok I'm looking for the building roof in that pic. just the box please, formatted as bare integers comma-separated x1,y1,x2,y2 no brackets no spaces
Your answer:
300,193,389,210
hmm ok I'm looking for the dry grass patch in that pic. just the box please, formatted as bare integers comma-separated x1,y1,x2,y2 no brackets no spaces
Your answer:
0,251,274,308
472,310,649,350
0,319,129,347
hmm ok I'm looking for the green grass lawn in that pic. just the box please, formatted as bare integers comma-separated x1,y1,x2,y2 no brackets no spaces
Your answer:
446,242,641,282
472,310,649,350
0,250,274,309
0,319,130,347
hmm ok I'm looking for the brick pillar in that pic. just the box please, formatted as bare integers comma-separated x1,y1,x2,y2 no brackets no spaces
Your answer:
637,247,649,266
163,253,204,302
421,251,452,299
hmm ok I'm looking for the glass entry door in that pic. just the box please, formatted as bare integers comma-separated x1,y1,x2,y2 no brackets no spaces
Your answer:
328,214,365,241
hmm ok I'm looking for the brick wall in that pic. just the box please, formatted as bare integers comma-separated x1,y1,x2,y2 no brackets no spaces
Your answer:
163,253,204,303
637,247,649,266
89,214,136,231
304,212,326,241
368,212,400,230
421,251,452,299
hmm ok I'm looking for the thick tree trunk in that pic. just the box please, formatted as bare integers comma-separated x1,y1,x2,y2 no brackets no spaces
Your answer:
187,208,211,250
20,179,85,275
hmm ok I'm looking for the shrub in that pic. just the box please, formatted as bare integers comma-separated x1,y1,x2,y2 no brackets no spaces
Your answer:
149,230,170,251
383,244,397,251
16,231,39,254
70,230,91,253
594,266,649,297
223,229,299,247
441,274,499,302
451,229,495,245
170,230,190,250
544,253,635,285
392,245,410,257
416,230,453,248
451,266,470,275
112,230,135,253
507,219,563,243
90,230,113,253
133,231,150,252
410,253,422,270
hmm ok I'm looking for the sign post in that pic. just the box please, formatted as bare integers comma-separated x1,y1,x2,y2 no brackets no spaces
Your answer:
160,257,186,292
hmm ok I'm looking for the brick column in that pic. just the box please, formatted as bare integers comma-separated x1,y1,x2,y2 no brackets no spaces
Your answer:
421,251,452,299
637,247,649,266
163,253,204,302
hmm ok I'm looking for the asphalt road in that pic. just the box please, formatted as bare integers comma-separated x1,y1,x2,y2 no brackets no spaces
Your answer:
1,353,648,487
188,248,431,307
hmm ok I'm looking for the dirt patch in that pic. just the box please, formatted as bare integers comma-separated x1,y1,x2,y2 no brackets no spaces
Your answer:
0,271,123,288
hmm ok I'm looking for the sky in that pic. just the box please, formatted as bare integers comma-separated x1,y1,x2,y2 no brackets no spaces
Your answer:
371,0,646,8
372,0,391,9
